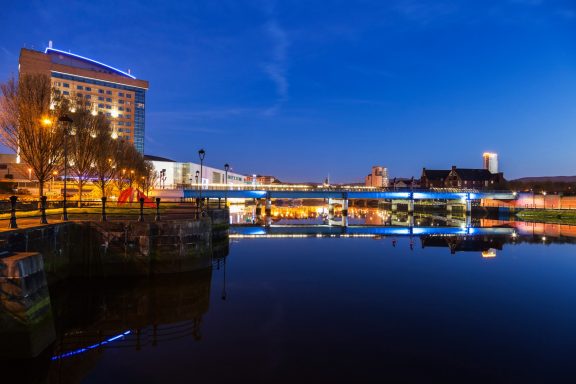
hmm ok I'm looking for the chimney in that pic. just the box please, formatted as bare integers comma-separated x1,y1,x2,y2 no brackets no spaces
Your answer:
451,165,456,171
48,40,53,49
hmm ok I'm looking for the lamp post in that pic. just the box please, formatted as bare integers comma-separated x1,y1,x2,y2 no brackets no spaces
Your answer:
195,170,199,208
542,191,547,210
198,149,205,210
224,163,230,205
59,114,73,221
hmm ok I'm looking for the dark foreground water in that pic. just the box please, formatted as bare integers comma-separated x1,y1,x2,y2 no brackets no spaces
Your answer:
4,231,576,383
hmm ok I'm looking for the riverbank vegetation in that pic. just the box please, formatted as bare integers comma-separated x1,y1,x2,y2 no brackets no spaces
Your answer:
516,209,576,225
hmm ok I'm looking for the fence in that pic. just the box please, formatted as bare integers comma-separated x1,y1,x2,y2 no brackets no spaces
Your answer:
0,196,227,229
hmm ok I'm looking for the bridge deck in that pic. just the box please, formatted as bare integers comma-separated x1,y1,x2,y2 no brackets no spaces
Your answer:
184,188,516,200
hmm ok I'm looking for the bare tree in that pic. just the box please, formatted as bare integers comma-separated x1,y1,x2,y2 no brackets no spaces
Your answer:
92,116,117,198
139,160,158,196
68,100,101,205
0,74,65,196
114,141,143,190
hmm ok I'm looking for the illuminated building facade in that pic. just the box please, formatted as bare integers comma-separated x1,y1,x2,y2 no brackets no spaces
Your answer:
365,166,389,187
18,44,149,153
483,152,498,174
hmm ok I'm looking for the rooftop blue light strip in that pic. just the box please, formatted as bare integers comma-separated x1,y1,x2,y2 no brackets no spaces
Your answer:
45,48,136,79
51,330,131,361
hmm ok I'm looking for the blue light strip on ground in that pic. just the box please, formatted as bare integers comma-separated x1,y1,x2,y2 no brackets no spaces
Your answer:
51,330,131,361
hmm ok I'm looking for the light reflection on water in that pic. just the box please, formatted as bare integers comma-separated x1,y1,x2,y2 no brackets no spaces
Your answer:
2,206,576,383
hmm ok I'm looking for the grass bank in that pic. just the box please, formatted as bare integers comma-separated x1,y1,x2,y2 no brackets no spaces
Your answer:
516,209,576,225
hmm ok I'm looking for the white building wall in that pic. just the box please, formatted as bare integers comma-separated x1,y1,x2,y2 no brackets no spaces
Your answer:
150,160,248,189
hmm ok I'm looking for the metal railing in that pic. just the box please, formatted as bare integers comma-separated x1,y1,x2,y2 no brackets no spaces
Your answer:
0,196,227,229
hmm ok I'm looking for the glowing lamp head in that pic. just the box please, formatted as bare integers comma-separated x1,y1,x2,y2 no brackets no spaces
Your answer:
111,131,118,139
111,109,119,118
41,117,52,127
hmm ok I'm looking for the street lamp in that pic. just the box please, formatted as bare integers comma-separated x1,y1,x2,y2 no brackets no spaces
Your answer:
224,163,230,205
542,191,547,210
59,114,73,221
198,149,205,209
195,170,199,187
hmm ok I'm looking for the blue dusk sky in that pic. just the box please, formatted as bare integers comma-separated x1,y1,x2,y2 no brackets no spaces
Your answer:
1,0,575,182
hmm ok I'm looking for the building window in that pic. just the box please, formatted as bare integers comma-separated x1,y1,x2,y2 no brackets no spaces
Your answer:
63,91,69,95
126,94,132,98
77,85,83,90
118,128,124,132
125,114,131,119
106,90,112,95
85,95,91,99
63,83,70,88
125,129,131,133
106,112,111,117
118,99,124,104
126,122,131,126
118,107,124,111
105,98,112,102
77,93,83,98
98,103,104,108
105,105,111,109
118,121,125,126
85,101,91,106
126,108,131,112
85,87,91,91
98,89,104,94
118,92,124,97
98,96,104,101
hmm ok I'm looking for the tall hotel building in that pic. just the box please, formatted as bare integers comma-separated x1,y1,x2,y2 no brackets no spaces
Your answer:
482,152,498,174
19,44,149,153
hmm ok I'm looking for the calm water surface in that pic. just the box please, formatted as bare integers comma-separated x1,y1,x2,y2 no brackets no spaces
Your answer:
4,214,576,383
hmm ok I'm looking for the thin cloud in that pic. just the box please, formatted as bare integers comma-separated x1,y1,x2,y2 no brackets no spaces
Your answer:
263,15,290,115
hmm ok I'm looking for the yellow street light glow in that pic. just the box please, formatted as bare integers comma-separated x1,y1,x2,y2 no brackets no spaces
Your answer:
111,131,118,139
41,117,52,126
111,109,119,118
91,110,98,116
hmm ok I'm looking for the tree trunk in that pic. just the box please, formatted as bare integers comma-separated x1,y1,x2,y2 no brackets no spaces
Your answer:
77,179,84,207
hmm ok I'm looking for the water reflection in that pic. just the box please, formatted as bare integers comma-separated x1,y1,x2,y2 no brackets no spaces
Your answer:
2,206,576,383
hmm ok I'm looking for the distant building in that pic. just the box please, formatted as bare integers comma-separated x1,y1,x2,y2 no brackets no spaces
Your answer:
483,152,498,174
144,155,247,189
391,177,419,189
365,166,389,187
420,169,451,188
245,175,281,185
421,166,505,189
19,43,149,153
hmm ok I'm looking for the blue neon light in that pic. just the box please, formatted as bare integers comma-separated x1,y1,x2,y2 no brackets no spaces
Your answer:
51,330,131,361
45,48,136,79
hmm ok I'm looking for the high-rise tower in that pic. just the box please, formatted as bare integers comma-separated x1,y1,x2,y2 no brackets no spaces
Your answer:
19,44,149,153
483,152,498,174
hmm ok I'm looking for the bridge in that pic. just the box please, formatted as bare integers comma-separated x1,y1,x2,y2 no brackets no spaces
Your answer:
229,224,515,237
184,185,517,222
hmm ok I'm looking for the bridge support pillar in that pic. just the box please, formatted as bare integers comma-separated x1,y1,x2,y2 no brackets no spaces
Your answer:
408,214,414,227
391,200,398,212
265,216,272,227
265,195,272,216
342,198,349,217
446,204,453,213
408,199,414,214
466,199,471,215
328,198,334,220
342,216,348,227
466,214,471,228
255,200,262,218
